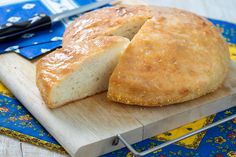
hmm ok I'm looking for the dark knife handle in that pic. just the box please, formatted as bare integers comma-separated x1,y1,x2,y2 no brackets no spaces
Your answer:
0,14,52,42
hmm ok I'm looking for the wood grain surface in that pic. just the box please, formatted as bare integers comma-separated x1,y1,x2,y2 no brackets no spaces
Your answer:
0,0,236,157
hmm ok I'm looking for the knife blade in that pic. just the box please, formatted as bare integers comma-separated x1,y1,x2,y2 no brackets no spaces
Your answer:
0,0,113,42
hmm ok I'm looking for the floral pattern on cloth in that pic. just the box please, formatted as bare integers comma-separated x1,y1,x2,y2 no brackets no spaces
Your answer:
153,115,215,149
0,0,65,59
0,0,102,59
102,108,236,157
0,83,66,153
0,4,236,157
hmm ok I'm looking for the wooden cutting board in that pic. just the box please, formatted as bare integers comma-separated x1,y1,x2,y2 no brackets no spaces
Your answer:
0,1,236,157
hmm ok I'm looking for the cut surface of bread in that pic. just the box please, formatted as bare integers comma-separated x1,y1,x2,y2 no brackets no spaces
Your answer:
37,36,130,108
108,7,230,106
36,5,152,108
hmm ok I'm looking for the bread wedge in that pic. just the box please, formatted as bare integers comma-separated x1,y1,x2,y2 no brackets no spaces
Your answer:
36,5,151,108
36,36,129,108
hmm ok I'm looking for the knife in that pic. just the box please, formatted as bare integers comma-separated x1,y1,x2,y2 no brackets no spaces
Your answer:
0,0,113,42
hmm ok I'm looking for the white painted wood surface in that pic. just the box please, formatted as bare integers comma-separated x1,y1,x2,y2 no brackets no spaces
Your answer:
146,0,236,23
0,0,236,157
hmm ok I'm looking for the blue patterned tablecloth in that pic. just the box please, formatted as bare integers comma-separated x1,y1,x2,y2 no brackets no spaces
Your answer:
0,0,236,156
0,0,105,59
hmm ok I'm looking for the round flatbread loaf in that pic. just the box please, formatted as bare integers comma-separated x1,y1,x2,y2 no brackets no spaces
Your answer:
36,5,229,108
108,7,230,106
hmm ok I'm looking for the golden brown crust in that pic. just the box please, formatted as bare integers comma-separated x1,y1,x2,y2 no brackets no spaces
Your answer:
108,7,230,106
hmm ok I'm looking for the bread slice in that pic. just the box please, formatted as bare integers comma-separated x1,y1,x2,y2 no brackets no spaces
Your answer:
36,36,130,108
